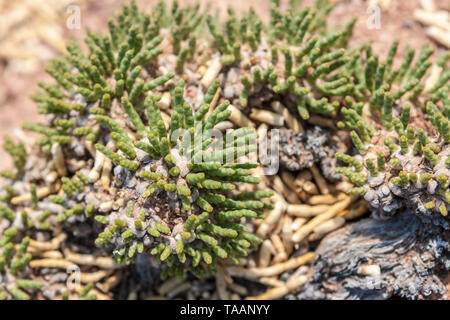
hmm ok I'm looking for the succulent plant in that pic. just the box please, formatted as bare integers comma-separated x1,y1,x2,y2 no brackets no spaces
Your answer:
1,0,448,301
0,0,272,283
0,229,43,300
334,41,449,219
299,38,450,300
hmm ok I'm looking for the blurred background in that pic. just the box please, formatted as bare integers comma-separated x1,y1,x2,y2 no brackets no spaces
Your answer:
0,0,449,170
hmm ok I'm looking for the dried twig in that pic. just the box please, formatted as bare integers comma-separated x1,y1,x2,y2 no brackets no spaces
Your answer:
246,275,308,300
226,252,314,279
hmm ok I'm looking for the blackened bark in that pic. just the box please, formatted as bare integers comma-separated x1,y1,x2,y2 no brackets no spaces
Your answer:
296,210,450,300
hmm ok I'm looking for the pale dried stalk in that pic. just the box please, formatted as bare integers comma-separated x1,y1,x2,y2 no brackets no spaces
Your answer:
246,275,308,300
271,101,284,113
35,250,63,259
414,9,450,31
30,258,76,270
308,192,347,205
98,271,122,292
63,249,116,269
280,215,294,255
158,275,185,296
258,239,273,268
308,115,335,128
201,59,222,88
99,200,114,213
425,64,443,92
228,104,256,128
286,265,309,281
157,91,171,110
427,26,450,48
226,252,314,279
205,87,221,119
256,200,286,238
230,293,241,300
216,264,231,300
29,233,66,251
161,112,171,128
272,212,286,237
271,234,287,263
80,269,114,283
292,196,353,242
228,282,248,296
101,157,112,190
343,200,369,220
257,277,285,287
286,203,330,217
85,140,96,158
11,185,55,205
302,180,319,195
310,164,330,194
88,149,105,183
197,65,207,76
291,217,307,231
273,175,300,204
51,143,67,177
419,0,436,12
167,283,191,299
295,170,312,185
45,171,58,184
186,291,196,300
249,109,285,127
308,217,346,241
271,101,304,133
74,286,111,300
145,295,168,300
280,171,299,193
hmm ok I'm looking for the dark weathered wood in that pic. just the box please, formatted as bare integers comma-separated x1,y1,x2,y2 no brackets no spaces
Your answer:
296,210,449,300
